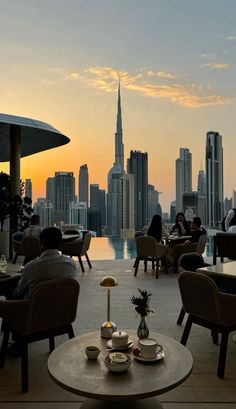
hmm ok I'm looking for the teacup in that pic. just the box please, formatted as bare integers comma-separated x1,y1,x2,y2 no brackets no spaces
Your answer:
85,346,101,360
139,338,162,359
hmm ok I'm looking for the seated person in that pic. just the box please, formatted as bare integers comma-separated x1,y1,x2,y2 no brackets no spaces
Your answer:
169,216,206,272
23,214,42,238
14,227,77,299
147,214,170,260
170,212,190,236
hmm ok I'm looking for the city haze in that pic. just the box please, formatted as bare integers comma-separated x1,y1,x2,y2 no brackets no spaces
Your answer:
0,0,235,211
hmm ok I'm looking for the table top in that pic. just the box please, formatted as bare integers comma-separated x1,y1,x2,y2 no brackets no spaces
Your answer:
47,330,193,401
197,261,236,277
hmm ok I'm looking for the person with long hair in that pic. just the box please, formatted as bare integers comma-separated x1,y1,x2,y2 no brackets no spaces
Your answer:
147,215,170,268
170,212,190,236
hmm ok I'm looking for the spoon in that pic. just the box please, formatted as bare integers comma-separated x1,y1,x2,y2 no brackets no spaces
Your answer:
106,341,133,351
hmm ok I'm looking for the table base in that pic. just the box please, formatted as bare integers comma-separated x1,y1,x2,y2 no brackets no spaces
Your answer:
81,397,163,409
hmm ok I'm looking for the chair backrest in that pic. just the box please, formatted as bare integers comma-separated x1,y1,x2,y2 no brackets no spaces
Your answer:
178,252,205,272
12,232,24,255
135,236,158,258
214,233,236,264
81,233,92,254
28,278,80,335
22,236,41,259
178,271,220,323
196,234,207,254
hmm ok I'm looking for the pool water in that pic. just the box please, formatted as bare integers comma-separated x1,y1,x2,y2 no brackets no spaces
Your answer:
89,237,213,260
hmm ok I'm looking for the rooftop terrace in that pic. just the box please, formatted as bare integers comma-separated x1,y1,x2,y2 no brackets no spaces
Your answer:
1,257,236,408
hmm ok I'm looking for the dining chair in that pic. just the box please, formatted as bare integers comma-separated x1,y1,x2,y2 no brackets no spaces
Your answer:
177,252,211,325
178,271,236,378
60,232,92,272
0,277,80,392
213,232,236,264
134,236,168,278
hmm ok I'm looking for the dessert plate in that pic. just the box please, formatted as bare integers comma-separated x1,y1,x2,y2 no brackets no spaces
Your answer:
106,340,133,351
133,348,165,362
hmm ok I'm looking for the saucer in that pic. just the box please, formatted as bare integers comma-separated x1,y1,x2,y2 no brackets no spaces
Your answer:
106,339,133,350
133,348,165,362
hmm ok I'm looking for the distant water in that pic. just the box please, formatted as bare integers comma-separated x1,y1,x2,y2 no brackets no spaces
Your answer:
89,229,220,260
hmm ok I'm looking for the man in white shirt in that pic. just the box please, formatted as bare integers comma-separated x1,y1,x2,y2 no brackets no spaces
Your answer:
23,214,42,238
14,227,77,299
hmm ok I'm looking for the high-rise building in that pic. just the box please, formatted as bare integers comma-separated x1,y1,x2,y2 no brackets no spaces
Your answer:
54,172,75,224
197,169,207,225
25,179,32,199
182,191,198,217
147,184,160,224
176,148,192,212
69,201,87,228
205,131,224,228
79,164,89,205
90,184,106,228
127,150,148,231
107,82,124,236
46,177,55,206
232,190,236,208
121,173,134,237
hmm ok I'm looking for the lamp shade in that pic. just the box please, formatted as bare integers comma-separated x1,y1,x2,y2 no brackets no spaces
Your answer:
100,276,118,288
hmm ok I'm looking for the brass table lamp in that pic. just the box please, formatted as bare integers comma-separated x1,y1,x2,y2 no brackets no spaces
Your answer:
100,275,118,338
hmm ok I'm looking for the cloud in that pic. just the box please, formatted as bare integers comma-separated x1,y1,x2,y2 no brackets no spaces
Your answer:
226,35,236,41
45,65,233,108
200,62,229,69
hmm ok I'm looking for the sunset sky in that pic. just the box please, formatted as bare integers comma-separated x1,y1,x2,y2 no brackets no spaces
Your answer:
0,0,236,211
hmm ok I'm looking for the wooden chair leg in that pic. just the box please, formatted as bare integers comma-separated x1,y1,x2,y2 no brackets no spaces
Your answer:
78,256,85,273
180,315,192,345
133,257,138,268
177,306,185,325
68,324,75,339
134,258,140,276
155,260,159,279
12,254,17,264
0,328,10,368
144,259,147,273
211,329,219,345
217,331,229,378
21,342,28,393
49,336,55,352
85,253,92,269
152,258,155,270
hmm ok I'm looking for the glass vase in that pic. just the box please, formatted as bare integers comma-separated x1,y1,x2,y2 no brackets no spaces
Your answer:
137,315,149,339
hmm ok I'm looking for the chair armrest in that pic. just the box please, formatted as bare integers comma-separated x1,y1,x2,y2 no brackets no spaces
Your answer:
217,292,236,325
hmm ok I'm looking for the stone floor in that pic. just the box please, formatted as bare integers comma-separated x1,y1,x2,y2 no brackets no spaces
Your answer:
1,257,236,408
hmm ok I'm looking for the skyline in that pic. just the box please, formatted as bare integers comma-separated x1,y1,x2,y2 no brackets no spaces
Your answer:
0,1,236,211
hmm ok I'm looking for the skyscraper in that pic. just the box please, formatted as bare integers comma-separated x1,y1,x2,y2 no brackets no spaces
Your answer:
79,164,89,205
176,148,192,212
54,172,75,224
107,82,124,236
127,150,148,231
197,169,207,225
25,179,32,199
205,131,224,228
46,177,55,206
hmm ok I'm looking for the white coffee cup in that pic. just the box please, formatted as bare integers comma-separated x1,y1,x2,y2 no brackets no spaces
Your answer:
139,338,162,359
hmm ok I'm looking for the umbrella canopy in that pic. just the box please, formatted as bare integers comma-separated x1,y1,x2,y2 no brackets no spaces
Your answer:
0,113,70,162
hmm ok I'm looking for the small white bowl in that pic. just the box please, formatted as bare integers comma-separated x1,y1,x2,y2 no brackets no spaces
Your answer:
104,353,132,373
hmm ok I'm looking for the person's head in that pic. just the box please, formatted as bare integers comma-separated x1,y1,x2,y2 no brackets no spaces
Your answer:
191,216,201,230
175,212,186,224
150,214,162,230
30,214,40,226
39,227,62,251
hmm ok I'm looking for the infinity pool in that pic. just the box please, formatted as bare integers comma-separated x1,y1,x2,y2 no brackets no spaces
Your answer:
88,236,213,260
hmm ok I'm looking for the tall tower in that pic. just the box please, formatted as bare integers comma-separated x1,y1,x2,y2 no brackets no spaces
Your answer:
107,81,124,236
25,179,32,199
79,164,89,205
54,172,75,225
176,148,192,212
127,150,148,231
205,131,223,228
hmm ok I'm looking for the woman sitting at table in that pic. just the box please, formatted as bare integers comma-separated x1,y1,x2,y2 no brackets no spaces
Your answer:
170,212,190,236
147,215,170,266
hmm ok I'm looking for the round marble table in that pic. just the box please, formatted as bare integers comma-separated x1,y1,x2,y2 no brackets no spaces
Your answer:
47,331,193,409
